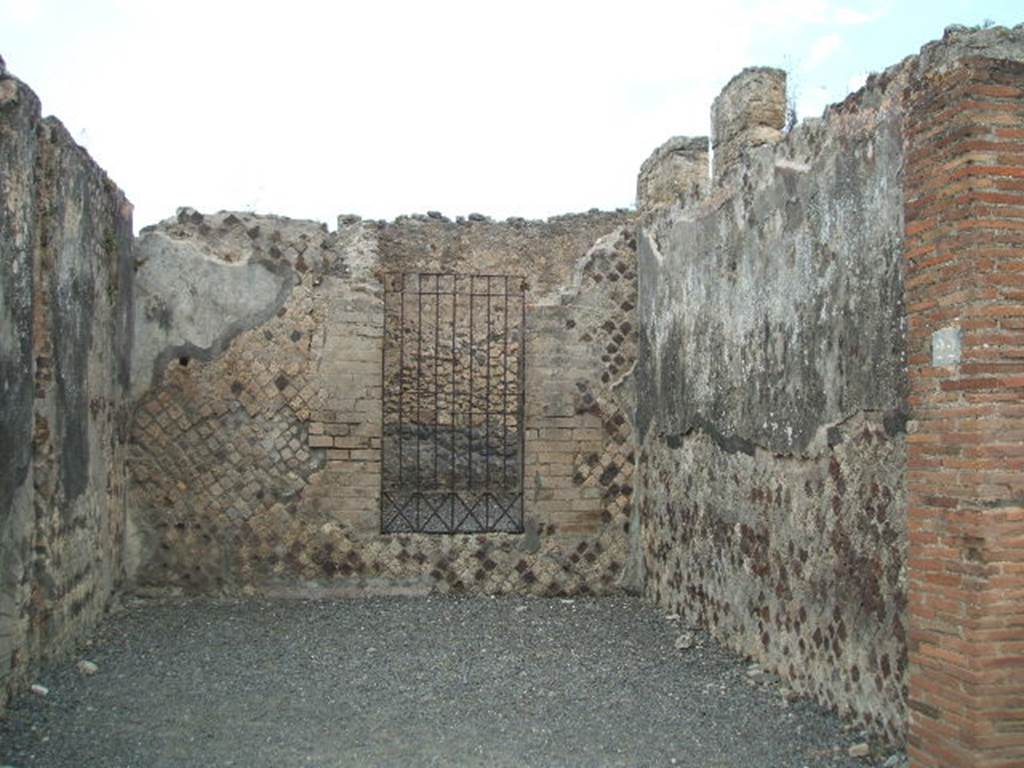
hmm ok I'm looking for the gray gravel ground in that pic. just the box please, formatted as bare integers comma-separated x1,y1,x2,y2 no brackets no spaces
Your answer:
0,595,905,768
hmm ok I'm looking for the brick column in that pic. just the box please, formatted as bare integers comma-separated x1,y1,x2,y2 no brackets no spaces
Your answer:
903,57,1024,768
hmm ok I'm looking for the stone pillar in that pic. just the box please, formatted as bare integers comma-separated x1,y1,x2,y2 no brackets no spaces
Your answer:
903,56,1024,768
711,67,786,185
636,136,709,212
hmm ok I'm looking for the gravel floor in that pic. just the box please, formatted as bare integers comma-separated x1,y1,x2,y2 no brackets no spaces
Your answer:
0,595,904,768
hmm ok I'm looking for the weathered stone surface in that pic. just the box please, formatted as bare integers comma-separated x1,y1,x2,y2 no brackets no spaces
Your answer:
0,72,132,711
917,22,1024,71
0,70,38,715
362,210,632,299
637,44,908,744
636,136,709,212
711,67,786,184
131,223,297,396
634,24,1024,747
638,418,907,737
127,209,639,597
637,118,907,453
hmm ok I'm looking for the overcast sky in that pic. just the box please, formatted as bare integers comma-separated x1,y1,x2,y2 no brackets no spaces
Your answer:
2,1,1021,230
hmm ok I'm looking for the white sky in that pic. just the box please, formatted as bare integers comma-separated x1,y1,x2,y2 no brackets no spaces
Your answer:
2,0,1020,230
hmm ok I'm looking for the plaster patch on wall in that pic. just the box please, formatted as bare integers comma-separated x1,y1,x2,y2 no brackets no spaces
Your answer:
930,326,961,367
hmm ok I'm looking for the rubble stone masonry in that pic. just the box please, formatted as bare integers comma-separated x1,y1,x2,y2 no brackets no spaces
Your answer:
633,24,1024,750
635,63,909,742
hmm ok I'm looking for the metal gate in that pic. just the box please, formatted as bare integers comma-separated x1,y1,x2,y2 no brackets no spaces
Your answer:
380,273,526,534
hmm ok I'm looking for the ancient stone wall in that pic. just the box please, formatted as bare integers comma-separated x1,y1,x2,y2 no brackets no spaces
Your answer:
633,26,1024,750
128,209,639,596
635,52,911,742
0,71,134,709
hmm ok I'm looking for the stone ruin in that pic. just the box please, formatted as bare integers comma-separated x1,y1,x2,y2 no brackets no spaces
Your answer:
2,23,1023,768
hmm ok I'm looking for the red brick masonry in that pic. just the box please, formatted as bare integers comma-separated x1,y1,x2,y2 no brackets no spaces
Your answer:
904,57,1024,768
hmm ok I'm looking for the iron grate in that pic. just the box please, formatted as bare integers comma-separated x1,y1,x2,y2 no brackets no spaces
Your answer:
380,272,526,534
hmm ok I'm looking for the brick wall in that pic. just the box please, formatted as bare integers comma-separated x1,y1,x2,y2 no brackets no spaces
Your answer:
903,56,1024,768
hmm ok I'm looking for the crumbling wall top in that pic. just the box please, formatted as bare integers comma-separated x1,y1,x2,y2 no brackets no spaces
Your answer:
711,66,786,185
916,22,1024,74
642,23,1024,205
636,136,709,214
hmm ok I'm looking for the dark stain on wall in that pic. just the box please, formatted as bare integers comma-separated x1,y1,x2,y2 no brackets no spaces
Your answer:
42,122,98,504
0,72,37,528
1,75,133,711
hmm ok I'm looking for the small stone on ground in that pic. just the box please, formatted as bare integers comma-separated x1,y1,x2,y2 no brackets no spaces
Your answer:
848,742,870,758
